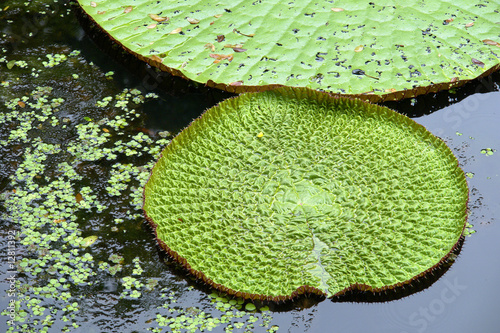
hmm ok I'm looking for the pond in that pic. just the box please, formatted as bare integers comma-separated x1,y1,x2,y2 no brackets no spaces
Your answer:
0,1,499,332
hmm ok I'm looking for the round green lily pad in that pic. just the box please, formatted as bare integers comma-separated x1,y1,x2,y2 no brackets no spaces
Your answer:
77,0,499,101
143,87,468,301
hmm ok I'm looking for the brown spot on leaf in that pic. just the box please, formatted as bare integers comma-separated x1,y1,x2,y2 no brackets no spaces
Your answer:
170,27,182,34
354,45,364,52
230,81,244,86
465,22,474,28
90,1,97,7
97,11,105,14
147,23,157,29
214,14,223,18
233,47,247,52
331,8,344,12
450,77,459,83
124,6,133,14
217,35,225,42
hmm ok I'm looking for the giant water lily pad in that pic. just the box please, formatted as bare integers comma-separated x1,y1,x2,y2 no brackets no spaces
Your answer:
77,0,500,101
143,87,468,300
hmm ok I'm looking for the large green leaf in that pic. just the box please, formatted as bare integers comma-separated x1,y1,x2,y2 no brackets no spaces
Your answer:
77,0,499,100
143,87,468,300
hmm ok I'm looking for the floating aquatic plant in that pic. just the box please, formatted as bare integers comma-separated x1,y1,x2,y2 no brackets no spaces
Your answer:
77,0,500,100
143,87,469,301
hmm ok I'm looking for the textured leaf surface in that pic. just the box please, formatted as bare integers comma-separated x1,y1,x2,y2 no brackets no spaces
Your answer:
143,87,468,300
77,0,500,100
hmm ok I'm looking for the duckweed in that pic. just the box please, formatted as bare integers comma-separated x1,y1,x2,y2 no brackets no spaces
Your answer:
1,37,278,333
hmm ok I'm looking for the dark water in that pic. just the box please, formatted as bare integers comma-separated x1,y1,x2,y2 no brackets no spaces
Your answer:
0,1,499,332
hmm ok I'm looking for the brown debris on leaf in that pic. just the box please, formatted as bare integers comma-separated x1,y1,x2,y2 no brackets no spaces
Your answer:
471,58,485,68
187,17,200,24
123,6,133,14
233,29,255,37
205,43,215,52
209,53,233,63
217,35,225,42
149,13,168,22
224,44,246,52
483,39,500,47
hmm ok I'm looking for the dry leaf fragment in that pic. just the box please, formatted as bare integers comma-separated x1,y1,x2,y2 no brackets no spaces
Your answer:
124,6,133,14
444,18,454,24
214,14,223,18
170,27,182,34
147,23,157,29
97,11,105,14
354,45,364,52
150,55,163,63
76,193,83,203
483,39,500,47
209,53,233,63
90,1,97,7
102,128,110,133
187,17,200,24
465,22,474,28
204,43,216,51
450,77,459,83
17,101,25,108
331,8,344,12
217,35,225,42
233,47,247,52
233,29,255,37
471,58,485,67
224,44,243,48
149,13,168,22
